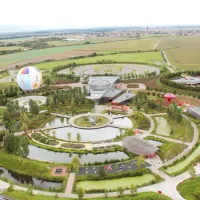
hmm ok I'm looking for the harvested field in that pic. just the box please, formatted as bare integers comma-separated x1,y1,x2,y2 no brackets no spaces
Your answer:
157,36,200,70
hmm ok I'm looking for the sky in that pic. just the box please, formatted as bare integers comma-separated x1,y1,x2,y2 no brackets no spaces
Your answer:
0,0,200,30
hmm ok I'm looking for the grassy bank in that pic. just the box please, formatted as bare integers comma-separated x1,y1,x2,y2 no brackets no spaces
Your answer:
2,191,172,200
177,177,200,200
0,148,66,181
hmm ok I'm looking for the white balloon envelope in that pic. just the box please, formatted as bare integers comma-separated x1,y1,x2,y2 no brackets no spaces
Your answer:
17,66,42,91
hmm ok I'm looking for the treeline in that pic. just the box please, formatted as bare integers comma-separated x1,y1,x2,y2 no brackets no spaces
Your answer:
160,71,200,92
133,91,162,112
46,87,93,109
167,103,182,124
44,73,80,85
0,49,22,55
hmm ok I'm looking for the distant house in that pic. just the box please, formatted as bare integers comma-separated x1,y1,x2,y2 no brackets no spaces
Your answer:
187,107,200,119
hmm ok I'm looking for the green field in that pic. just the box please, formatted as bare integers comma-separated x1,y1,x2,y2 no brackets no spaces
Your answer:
2,191,172,200
0,44,89,67
76,174,155,190
36,51,163,70
80,37,161,52
165,145,200,175
157,36,200,70
177,177,200,200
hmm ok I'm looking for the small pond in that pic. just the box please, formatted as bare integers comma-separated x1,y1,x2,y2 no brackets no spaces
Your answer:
28,145,129,164
0,167,62,189
112,116,133,128
155,117,171,136
147,140,163,147
44,117,132,142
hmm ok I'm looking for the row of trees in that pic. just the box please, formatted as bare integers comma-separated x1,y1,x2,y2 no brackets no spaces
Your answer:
46,87,93,109
0,85,19,98
167,103,182,124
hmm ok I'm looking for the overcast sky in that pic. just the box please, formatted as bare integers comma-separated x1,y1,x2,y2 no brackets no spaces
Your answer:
0,0,200,29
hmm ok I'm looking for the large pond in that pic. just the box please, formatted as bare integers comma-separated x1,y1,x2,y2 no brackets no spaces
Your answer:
28,145,129,164
155,117,171,136
45,117,132,142
0,167,62,189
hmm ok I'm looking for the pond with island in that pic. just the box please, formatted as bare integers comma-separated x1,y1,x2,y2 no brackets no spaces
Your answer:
45,117,132,142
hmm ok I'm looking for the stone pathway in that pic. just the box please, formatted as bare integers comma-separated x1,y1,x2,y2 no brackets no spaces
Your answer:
65,173,75,194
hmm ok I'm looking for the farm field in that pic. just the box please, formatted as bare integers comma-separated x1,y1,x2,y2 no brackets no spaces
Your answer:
76,174,156,190
157,36,200,70
36,51,163,70
79,37,162,52
0,44,93,68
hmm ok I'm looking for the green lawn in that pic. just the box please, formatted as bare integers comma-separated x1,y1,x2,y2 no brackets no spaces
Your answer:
74,116,108,128
177,177,200,200
165,145,200,175
3,191,172,200
36,51,163,70
76,174,155,191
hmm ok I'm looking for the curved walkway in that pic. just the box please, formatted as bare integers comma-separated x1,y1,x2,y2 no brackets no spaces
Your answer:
0,172,190,200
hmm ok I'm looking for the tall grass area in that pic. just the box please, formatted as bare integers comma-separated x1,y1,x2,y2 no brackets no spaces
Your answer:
165,116,193,143
0,148,66,181
36,52,163,70
2,191,172,200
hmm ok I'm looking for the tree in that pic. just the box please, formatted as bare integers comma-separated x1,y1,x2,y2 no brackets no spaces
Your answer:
137,155,145,168
76,187,85,199
49,96,55,109
99,166,106,177
188,166,196,178
144,103,149,114
71,156,81,174
19,136,29,158
117,186,124,197
76,133,81,143
67,132,71,142
195,186,200,199
26,184,33,195
130,184,137,196
22,122,28,133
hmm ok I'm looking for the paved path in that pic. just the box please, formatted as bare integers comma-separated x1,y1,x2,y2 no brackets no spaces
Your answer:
142,112,155,134
65,173,75,194
148,113,167,116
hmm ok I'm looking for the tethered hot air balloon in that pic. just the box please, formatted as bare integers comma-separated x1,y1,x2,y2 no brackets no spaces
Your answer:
17,66,42,91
